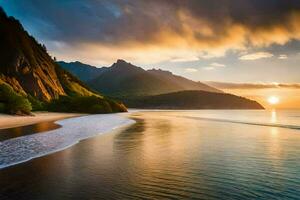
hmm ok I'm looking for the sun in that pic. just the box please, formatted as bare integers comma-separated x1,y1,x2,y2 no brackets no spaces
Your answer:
268,96,279,105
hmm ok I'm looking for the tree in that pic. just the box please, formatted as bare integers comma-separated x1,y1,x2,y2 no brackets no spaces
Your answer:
42,44,47,52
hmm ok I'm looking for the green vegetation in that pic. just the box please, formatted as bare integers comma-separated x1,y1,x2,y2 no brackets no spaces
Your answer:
0,83,127,115
0,84,32,115
46,95,127,114
0,102,5,113
55,65,99,97
27,95,45,111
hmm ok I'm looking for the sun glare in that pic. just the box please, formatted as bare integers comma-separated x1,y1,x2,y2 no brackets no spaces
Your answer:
268,96,279,105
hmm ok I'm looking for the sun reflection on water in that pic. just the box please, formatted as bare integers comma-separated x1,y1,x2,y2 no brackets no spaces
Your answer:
270,110,277,124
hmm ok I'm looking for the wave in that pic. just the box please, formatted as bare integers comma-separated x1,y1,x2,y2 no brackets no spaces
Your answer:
179,116,300,130
0,114,135,169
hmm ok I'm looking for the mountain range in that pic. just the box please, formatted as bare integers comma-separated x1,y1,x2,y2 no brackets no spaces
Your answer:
59,60,264,109
60,59,221,97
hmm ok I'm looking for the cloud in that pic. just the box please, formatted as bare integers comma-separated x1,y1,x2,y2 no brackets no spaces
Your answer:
3,0,300,64
239,52,274,60
171,56,199,62
210,62,226,67
203,67,215,71
206,81,300,89
278,54,288,59
202,62,226,70
185,68,198,72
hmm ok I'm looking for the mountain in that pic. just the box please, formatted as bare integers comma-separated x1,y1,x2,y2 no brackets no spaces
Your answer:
57,61,106,82
86,59,221,97
122,90,264,109
0,7,126,114
147,68,220,92
58,59,263,110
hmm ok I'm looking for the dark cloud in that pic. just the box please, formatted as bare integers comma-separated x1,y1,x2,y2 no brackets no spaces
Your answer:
2,0,300,46
2,0,120,42
206,82,300,89
2,0,300,65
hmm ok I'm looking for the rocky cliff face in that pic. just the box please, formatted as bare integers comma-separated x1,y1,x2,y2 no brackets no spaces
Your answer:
0,7,67,101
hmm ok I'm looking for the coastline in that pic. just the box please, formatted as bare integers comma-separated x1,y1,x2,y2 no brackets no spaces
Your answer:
0,113,135,169
1,111,299,199
0,112,85,129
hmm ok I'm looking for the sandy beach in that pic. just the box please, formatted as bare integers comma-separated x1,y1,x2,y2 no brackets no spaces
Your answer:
0,112,85,129
0,113,135,169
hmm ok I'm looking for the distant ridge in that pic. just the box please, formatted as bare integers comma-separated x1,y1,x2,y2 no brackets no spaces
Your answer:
58,59,263,110
147,68,221,93
58,61,106,82
58,59,221,97
91,59,222,96
122,90,264,110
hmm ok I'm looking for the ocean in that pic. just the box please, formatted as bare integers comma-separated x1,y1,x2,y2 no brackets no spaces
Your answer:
0,110,300,199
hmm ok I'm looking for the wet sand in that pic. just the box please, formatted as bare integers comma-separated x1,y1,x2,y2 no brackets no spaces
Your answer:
0,112,84,129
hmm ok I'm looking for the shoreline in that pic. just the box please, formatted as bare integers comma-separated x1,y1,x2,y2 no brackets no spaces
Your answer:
0,112,85,130
0,113,135,169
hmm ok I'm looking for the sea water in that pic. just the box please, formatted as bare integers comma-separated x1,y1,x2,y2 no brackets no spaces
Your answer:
0,110,299,199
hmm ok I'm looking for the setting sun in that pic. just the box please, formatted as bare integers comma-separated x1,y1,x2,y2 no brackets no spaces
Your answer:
268,96,280,105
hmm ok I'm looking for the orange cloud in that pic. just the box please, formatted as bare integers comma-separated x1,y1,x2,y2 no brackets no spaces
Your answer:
37,1,300,65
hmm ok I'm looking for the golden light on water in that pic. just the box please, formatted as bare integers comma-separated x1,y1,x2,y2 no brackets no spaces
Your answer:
270,110,277,123
268,96,280,105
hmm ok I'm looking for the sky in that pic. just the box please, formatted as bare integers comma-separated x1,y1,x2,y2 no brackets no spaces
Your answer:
1,0,300,109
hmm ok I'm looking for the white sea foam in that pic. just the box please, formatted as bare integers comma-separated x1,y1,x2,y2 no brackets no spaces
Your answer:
0,114,135,169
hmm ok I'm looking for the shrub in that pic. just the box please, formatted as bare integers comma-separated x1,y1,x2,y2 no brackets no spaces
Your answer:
6,94,32,114
27,95,45,111
0,84,32,115
46,95,127,114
